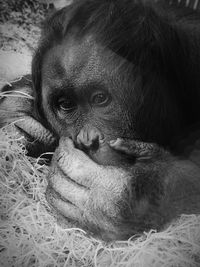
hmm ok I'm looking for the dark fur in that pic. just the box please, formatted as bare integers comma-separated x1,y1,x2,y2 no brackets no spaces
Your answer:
29,0,200,240
33,0,200,146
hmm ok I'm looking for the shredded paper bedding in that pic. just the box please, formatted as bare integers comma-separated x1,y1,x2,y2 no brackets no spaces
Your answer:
0,124,200,267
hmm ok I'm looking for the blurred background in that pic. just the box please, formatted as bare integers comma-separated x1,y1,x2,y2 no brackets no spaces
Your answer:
0,0,73,54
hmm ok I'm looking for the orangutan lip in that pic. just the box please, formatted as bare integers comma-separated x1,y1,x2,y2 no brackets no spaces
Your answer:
47,184,74,206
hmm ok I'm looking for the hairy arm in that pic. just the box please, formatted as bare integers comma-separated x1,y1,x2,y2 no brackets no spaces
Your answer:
46,137,200,240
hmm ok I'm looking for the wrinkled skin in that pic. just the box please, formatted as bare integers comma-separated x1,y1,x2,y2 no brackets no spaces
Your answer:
37,32,200,240
1,79,200,240
0,75,57,156
1,0,200,241
46,137,200,240
1,73,200,241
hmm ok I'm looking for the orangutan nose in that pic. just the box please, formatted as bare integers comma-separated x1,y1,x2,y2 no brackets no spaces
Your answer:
76,126,104,151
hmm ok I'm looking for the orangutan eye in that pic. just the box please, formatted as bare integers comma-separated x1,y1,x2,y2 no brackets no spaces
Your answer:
91,92,111,106
57,97,77,112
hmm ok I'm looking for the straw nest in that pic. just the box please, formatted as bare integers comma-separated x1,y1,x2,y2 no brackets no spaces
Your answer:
0,124,200,267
